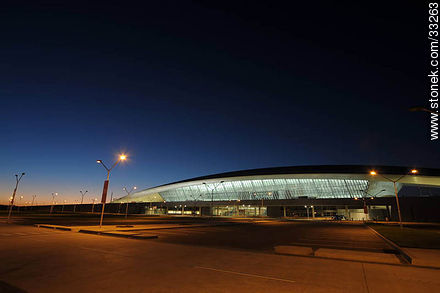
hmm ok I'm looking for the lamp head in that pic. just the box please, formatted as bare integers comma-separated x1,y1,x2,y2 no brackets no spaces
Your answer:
411,169,418,174
119,154,127,161
96,160,102,164
370,171,377,176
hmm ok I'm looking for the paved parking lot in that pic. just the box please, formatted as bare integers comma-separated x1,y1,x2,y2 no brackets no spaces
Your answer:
144,220,394,253
1,215,440,292
1,221,440,293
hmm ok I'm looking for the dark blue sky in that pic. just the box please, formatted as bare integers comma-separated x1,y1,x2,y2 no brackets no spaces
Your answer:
1,1,436,204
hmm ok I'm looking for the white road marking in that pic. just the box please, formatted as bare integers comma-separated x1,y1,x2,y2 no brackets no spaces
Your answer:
195,266,296,283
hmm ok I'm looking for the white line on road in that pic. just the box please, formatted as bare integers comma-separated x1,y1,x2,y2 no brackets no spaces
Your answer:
195,266,296,283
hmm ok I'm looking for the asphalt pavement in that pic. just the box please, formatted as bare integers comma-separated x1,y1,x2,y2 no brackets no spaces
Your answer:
1,214,440,292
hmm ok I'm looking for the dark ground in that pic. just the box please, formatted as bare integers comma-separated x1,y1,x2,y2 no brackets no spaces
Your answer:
2,211,393,252
1,213,440,292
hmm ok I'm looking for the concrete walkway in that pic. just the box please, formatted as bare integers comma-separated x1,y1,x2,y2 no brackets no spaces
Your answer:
2,223,440,292
403,248,440,268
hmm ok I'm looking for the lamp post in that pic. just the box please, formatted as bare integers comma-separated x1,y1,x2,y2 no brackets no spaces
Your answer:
409,106,437,114
61,200,67,213
17,196,24,213
369,169,418,229
203,181,224,217
91,198,97,213
122,186,137,219
50,193,58,214
80,190,88,205
7,172,25,223
31,195,36,206
96,154,127,228
357,189,386,220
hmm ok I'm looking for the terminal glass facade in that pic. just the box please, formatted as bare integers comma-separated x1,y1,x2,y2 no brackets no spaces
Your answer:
159,178,369,202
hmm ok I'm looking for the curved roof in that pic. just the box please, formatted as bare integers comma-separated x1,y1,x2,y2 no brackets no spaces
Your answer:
167,165,440,185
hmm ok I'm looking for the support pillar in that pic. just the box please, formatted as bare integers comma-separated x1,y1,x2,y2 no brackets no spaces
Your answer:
312,206,315,219
283,206,286,218
345,205,349,220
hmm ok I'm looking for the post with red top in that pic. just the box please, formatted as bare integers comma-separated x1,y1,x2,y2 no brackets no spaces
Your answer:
96,154,127,228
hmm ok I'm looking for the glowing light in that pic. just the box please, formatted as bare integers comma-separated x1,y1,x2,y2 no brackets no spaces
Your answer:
370,171,377,175
119,155,127,161
411,169,418,174
97,160,102,163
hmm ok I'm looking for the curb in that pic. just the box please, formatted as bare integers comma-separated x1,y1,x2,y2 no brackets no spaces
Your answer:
34,224,72,231
34,224,158,240
78,229,158,240
366,225,412,264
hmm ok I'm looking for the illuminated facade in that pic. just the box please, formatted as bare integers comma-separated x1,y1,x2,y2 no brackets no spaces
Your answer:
114,165,440,204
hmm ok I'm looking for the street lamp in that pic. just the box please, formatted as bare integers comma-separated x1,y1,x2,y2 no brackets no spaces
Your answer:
7,172,25,223
91,198,97,213
80,190,88,205
17,196,24,213
304,205,309,220
357,189,386,220
62,200,67,213
50,192,58,214
122,186,137,218
409,106,437,114
203,181,224,217
96,154,127,228
369,169,418,228
31,195,37,206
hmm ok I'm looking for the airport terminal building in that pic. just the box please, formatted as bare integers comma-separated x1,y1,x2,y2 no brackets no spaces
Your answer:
113,165,440,221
